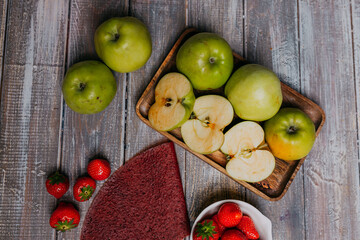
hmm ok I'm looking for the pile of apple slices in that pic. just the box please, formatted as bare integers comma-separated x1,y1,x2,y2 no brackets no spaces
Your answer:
148,73,277,183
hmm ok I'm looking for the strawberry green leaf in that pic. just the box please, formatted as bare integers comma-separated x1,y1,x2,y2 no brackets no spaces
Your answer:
48,171,67,185
194,220,218,239
79,185,95,201
54,219,77,232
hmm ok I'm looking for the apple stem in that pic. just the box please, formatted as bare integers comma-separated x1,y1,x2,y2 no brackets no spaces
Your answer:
79,82,86,91
209,57,215,64
113,33,120,41
257,143,268,150
287,126,297,134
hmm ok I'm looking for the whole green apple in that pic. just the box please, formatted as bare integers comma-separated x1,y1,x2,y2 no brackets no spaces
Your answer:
176,32,233,90
264,108,316,161
94,17,152,73
225,64,283,121
62,61,117,114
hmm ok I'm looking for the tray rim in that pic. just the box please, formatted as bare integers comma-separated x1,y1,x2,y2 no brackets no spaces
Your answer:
136,28,326,201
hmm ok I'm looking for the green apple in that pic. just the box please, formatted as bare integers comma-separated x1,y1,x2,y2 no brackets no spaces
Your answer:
148,73,195,131
62,61,117,114
264,108,316,161
225,64,283,121
94,17,152,73
181,95,234,154
221,121,275,182
176,33,233,90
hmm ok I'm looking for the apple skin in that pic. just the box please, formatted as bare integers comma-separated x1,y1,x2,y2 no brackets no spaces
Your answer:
225,64,283,121
62,61,117,114
264,108,316,161
176,32,233,90
94,17,152,73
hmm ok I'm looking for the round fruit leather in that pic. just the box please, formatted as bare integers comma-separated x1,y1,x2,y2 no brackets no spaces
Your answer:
81,142,190,240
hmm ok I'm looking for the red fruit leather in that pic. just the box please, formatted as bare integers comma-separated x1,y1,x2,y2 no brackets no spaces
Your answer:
81,142,190,240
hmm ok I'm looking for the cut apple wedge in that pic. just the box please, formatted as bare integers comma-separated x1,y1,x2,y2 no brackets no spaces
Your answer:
181,95,234,154
221,121,275,182
148,73,195,131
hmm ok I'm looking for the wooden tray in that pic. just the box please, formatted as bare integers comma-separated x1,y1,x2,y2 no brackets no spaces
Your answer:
136,28,325,201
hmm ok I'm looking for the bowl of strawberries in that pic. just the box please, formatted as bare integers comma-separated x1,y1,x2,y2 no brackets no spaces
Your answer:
191,199,272,240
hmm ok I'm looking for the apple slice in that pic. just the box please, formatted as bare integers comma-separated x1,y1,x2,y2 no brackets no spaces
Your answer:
148,73,195,131
221,121,275,182
181,95,234,154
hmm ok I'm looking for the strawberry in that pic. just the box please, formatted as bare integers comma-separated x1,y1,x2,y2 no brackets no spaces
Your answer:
221,229,248,240
236,215,259,239
87,159,111,181
49,202,80,232
73,176,96,202
211,214,226,236
217,202,243,227
46,171,69,199
193,219,220,240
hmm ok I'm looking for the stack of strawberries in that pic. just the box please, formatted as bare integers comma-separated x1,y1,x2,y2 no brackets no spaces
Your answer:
46,159,111,232
193,203,260,240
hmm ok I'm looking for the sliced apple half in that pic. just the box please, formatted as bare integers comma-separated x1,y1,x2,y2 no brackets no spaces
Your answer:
181,95,234,154
221,121,276,182
148,73,195,131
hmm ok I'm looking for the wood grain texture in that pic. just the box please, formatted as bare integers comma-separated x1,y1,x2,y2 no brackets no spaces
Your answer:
0,0,68,239
299,0,360,239
186,0,246,224
125,0,186,186
244,1,306,239
0,0,7,86
352,0,360,194
58,1,128,239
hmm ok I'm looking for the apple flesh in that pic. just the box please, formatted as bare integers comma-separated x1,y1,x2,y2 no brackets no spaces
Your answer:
225,64,283,121
221,121,275,182
94,17,152,73
148,73,195,131
176,33,233,90
62,60,117,114
181,95,234,154
264,108,316,161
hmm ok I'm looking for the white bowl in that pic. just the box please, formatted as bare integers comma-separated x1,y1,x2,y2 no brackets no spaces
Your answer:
190,199,272,240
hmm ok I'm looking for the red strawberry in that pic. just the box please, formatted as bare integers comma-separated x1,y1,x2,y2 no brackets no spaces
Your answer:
46,171,69,199
237,215,259,239
193,219,220,240
211,214,226,236
221,229,248,240
50,202,80,232
73,177,96,202
217,202,243,227
87,159,111,181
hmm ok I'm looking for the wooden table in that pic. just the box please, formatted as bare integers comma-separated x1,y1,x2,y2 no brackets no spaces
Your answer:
0,0,359,239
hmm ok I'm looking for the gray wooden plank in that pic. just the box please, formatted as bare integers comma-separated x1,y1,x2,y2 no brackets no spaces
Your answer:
0,0,7,85
0,0,68,239
187,0,246,225
299,0,360,239
58,1,129,239
244,1,305,239
352,0,360,188
124,0,187,186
